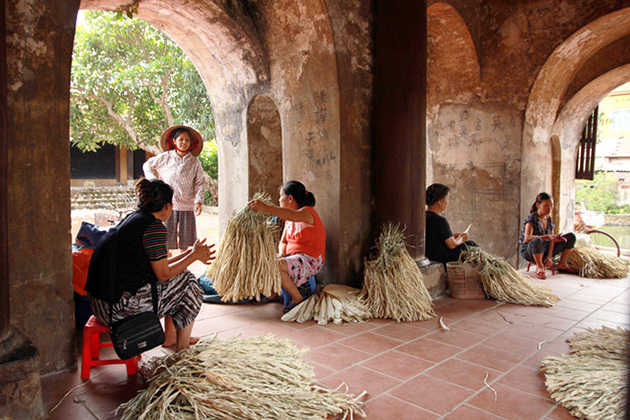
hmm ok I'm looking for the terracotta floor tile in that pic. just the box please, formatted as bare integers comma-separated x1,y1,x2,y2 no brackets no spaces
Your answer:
308,360,336,380
469,308,524,326
483,331,542,356
370,321,431,341
575,317,628,330
603,301,630,314
457,345,527,372
523,313,579,331
360,350,434,381
363,394,439,420
448,298,501,312
434,304,476,322
397,337,462,363
283,325,347,349
503,322,564,342
538,305,590,322
467,383,556,420
390,374,474,415
47,398,100,420
450,317,506,337
306,343,372,371
564,291,612,305
497,364,553,399
424,328,487,349
426,358,502,391
589,308,630,325
442,404,506,420
554,298,602,312
546,404,577,420
320,365,401,398
433,296,458,307
317,320,383,336
338,331,403,354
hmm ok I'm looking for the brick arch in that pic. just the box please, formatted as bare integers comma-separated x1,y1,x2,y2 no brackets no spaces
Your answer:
552,65,630,231
521,8,630,219
426,2,480,110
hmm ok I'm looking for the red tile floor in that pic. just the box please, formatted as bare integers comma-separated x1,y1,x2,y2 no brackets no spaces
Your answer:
47,213,629,419
42,271,629,420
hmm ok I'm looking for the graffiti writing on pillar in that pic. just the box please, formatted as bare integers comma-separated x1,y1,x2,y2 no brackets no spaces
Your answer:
306,130,317,146
313,90,327,123
301,148,336,168
492,115,503,131
293,102,306,124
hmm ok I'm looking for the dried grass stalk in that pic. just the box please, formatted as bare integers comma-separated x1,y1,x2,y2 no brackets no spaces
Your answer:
540,326,629,420
567,246,629,279
118,335,367,420
282,284,372,325
207,192,282,302
361,223,435,322
462,247,558,307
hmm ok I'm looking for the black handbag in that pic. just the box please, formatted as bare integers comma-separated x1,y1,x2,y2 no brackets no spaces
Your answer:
108,217,165,360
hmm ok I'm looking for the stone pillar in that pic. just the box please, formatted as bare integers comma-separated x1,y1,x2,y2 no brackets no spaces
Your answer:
374,0,428,261
0,2,44,418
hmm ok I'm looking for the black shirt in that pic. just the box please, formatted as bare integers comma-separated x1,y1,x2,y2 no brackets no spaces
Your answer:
425,211,453,264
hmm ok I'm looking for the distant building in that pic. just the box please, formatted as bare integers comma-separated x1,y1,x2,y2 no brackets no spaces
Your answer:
70,143,149,187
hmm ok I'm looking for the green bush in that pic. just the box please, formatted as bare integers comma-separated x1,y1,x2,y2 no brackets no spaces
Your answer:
198,140,218,179
575,172,630,214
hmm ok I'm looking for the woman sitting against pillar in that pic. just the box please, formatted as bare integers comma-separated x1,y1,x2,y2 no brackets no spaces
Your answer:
425,183,478,265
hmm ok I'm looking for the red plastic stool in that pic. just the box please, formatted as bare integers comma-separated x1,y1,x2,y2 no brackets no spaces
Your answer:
526,263,555,275
81,315,140,379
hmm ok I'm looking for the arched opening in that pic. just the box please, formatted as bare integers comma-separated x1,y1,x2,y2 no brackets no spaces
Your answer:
247,94,283,202
521,8,630,229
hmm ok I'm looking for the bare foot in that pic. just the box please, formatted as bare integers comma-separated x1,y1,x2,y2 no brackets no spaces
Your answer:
162,336,200,347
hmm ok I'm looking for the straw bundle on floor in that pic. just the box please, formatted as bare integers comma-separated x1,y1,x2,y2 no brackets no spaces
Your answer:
566,245,629,279
361,223,435,322
207,193,282,302
118,335,367,420
282,284,372,325
461,247,559,307
540,326,629,420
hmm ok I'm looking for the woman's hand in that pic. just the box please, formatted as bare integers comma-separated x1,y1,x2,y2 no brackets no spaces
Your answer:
194,202,202,216
247,199,269,213
454,232,469,242
192,238,215,264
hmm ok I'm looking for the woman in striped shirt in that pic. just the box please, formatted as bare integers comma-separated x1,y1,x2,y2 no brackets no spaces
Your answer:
85,179,215,352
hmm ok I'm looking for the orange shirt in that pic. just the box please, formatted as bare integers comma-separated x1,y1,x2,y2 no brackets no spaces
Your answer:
72,248,94,296
285,206,326,260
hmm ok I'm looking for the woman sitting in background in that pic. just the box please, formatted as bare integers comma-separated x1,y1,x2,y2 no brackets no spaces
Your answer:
519,192,576,279
425,183,478,265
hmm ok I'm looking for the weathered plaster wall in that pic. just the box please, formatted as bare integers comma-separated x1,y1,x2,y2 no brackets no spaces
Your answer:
427,1,630,264
7,0,79,373
247,94,283,202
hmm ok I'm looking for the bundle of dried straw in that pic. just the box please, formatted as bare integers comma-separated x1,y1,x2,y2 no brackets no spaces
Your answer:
361,223,435,322
117,335,366,420
461,247,558,307
566,245,629,279
540,326,628,420
282,284,372,325
207,193,282,302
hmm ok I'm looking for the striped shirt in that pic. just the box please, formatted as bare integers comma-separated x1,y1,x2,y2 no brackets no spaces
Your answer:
143,150,206,211
143,221,168,260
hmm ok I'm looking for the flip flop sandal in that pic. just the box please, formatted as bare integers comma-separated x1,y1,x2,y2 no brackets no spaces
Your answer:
536,271,547,280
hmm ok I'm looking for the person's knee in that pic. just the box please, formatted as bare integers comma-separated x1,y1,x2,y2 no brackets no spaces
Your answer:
563,232,576,248
528,237,545,254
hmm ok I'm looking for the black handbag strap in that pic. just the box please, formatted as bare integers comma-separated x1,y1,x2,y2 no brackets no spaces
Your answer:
108,215,159,327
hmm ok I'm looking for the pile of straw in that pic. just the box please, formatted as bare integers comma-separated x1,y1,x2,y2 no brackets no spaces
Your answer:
282,284,372,325
119,335,367,420
566,246,629,279
207,193,282,302
361,223,435,322
461,247,558,307
540,326,629,420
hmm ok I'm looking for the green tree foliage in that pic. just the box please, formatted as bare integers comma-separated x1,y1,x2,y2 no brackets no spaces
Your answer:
70,11,215,155
575,172,630,214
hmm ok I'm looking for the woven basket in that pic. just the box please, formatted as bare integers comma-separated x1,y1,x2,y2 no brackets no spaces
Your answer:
445,261,486,299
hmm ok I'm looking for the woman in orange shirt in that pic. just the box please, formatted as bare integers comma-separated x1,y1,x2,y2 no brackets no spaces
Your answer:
248,181,326,312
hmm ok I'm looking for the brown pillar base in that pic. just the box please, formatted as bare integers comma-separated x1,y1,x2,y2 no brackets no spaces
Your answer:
418,260,446,299
0,327,44,420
